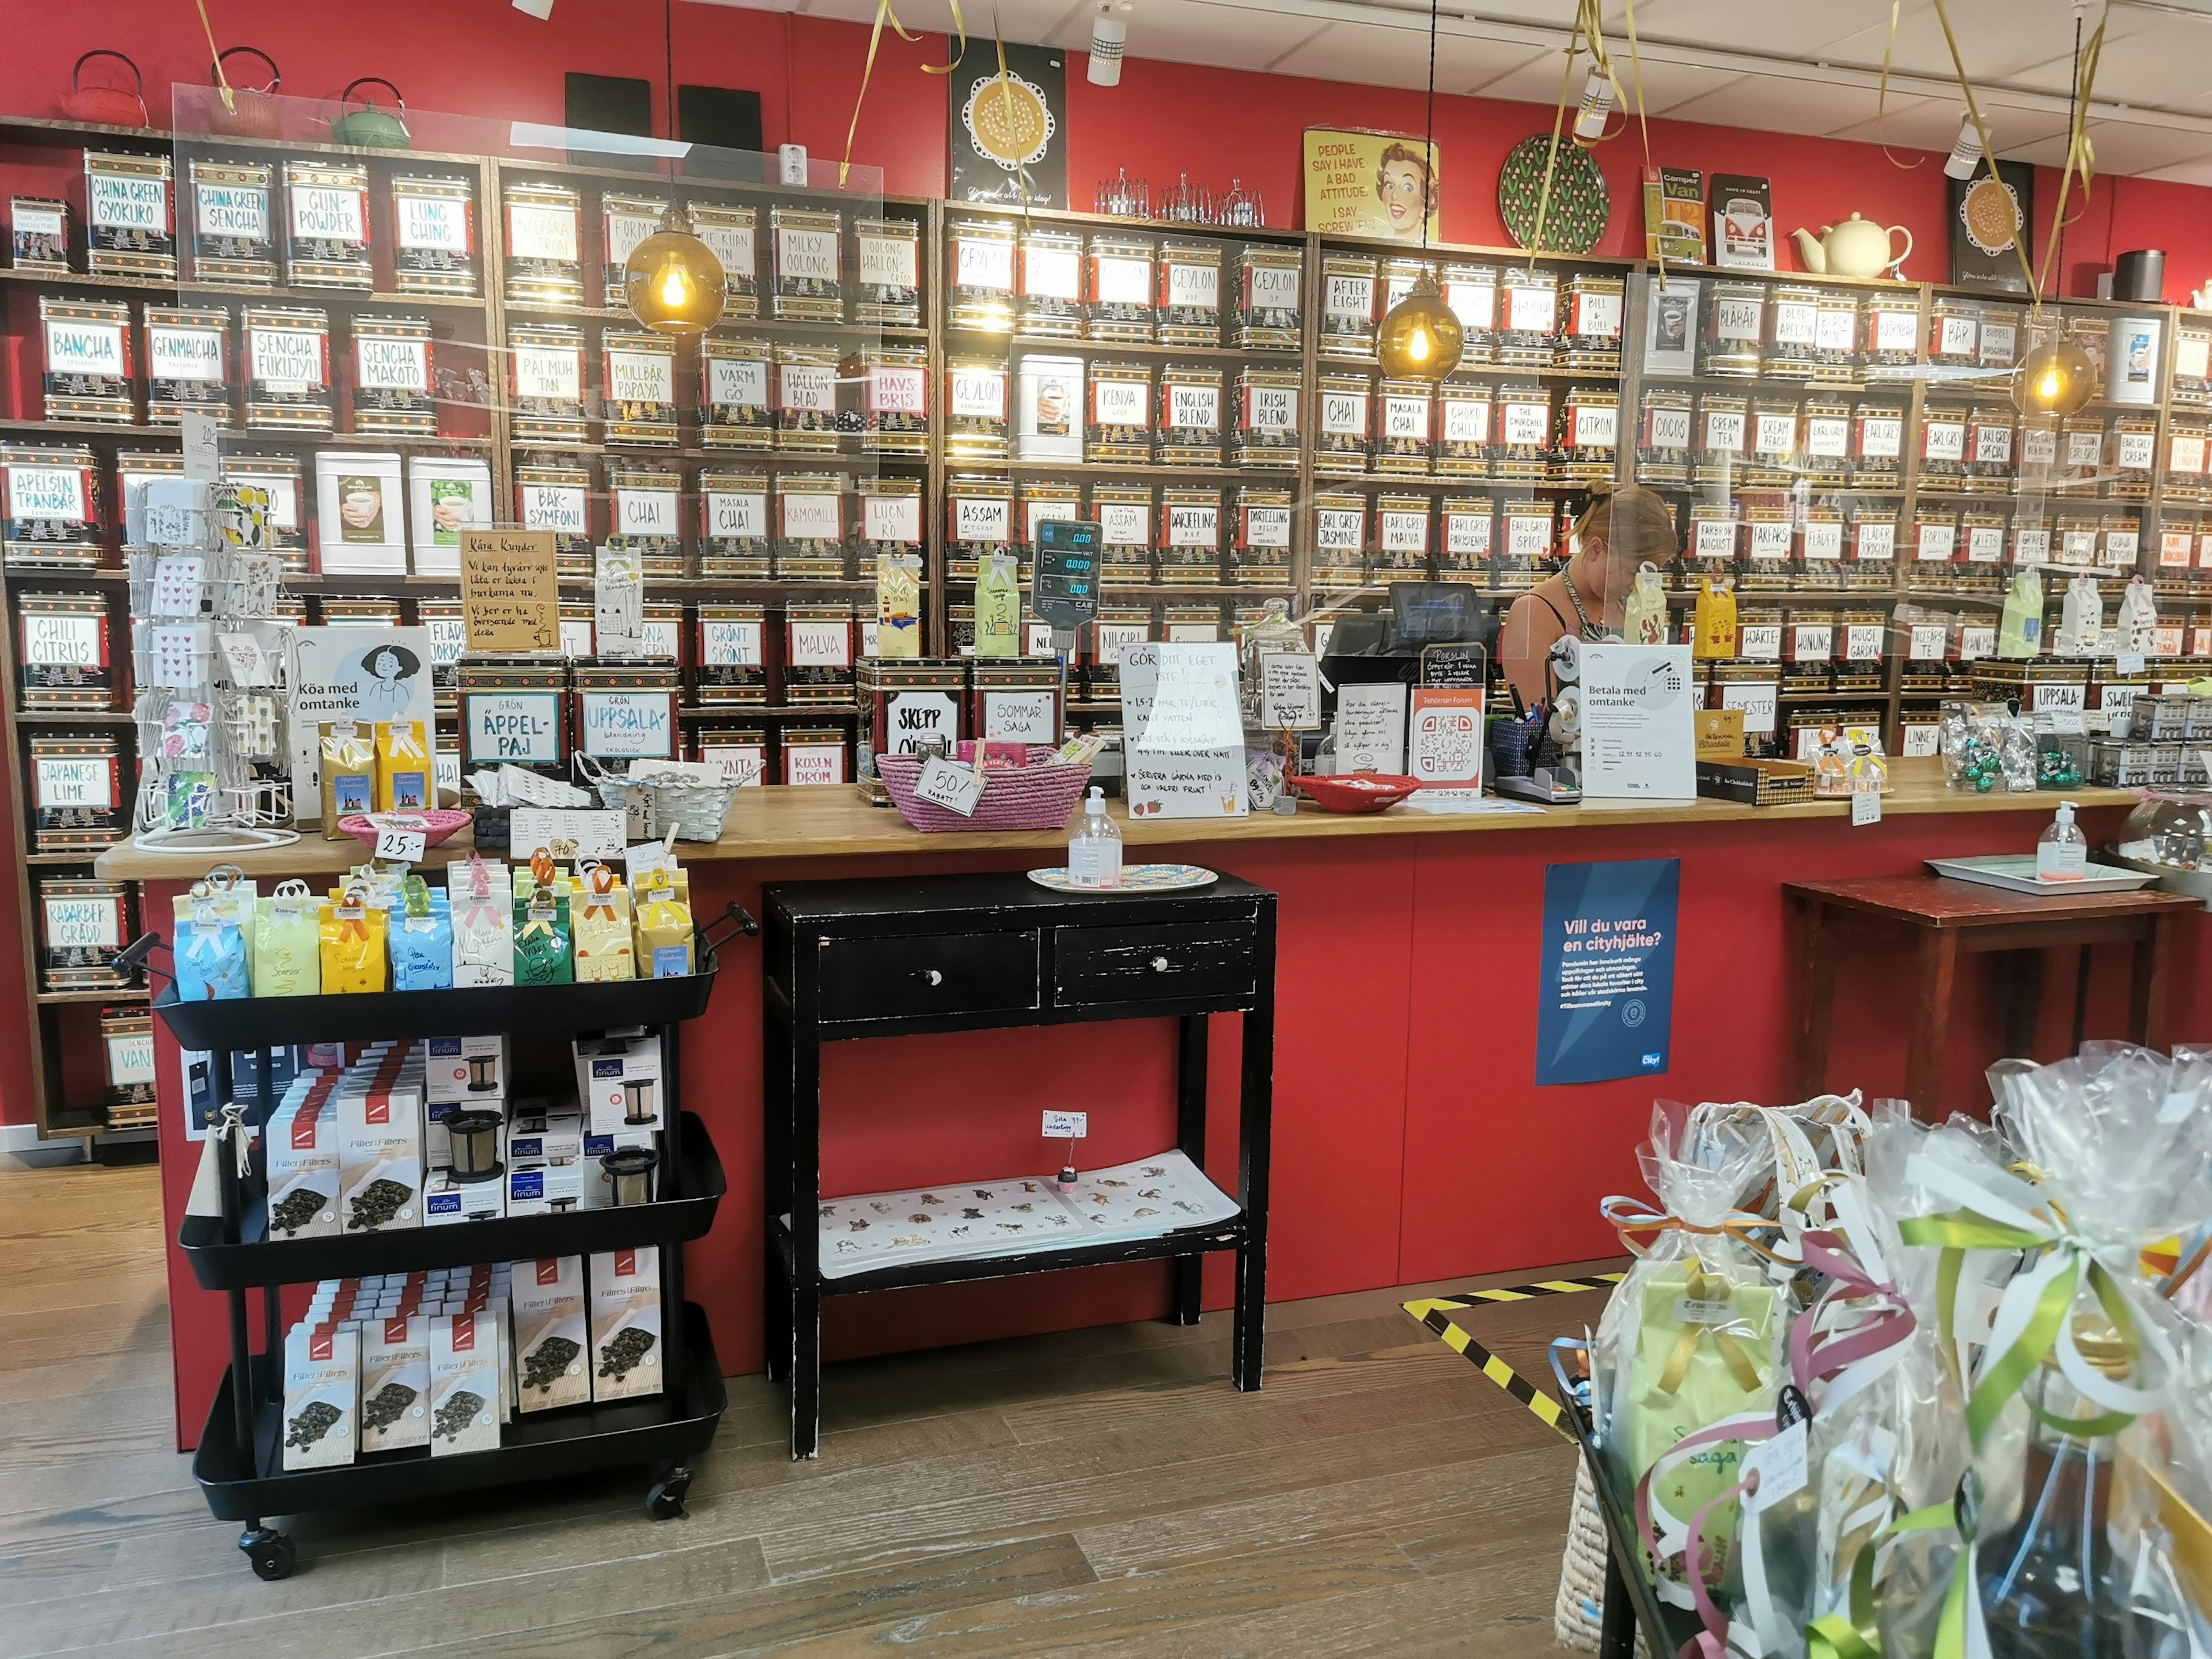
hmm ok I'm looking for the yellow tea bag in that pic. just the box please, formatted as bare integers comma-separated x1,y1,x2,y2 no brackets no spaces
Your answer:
874,552,923,658
632,869,694,979
1694,577,1738,660
319,721,377,839
374,719,431,812
572,865,635,983
253,880,321,997
318,885,389,994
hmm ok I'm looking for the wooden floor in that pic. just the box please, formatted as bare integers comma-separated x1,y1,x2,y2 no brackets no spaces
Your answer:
1,1160,1597,1658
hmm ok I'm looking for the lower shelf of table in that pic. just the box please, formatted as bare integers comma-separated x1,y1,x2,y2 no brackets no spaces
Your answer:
192,1302,724,1521
770,1212,1250,1294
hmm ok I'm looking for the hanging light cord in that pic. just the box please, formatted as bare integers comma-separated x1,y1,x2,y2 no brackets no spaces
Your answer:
1423,0,1437,252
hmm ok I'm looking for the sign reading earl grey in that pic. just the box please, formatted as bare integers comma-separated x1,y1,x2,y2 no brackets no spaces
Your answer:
949,44,1069,210
459,529,559,652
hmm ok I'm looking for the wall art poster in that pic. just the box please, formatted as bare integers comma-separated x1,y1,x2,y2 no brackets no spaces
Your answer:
1302,127,1440,244
949,43,1069,209
1536,858,1679,1086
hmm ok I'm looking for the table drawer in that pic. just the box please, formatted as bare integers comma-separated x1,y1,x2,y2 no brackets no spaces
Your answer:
818,930,1040,1023
1052,922,1257,1006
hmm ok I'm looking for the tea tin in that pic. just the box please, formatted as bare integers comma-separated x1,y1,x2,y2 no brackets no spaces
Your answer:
514,453,593,574
503,181,584,306
771,206,844,321
84,151,175,279
602,329,679,447
699,333,772,449
391,173,478,296
281,159,372,289
853,215,922,327
1155,362,1225,466
350,313,436,436
775,472,847,579
186,159,274,286
600,192,669,305
3,445,101,568
1085,360,1152,464
686,202,758,317
696,471,770,578
605,460,684,575
145,303,232,427
1085,231,1155,342
1236,245,1302,350
40,297,134,424
1018,226,1084,338
505,321,586,444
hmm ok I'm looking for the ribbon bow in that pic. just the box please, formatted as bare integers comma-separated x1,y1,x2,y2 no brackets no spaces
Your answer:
583,863,620,921
335,884,371,942
401,873,433,926
384,721,426,761
1791,1227,1918,1412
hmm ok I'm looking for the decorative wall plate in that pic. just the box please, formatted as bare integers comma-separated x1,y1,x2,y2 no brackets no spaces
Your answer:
1498,134,1609,255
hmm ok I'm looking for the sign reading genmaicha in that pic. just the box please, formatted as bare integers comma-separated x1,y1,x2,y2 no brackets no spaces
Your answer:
459,529,559,652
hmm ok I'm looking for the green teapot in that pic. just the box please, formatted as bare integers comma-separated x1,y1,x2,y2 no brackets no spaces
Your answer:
328,77,411,149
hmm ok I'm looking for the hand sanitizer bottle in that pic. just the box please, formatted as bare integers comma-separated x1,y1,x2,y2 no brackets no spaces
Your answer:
1067,787,1122,889
2036,798,2087,882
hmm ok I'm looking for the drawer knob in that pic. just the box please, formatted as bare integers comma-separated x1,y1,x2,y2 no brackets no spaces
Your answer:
918,968,943,987
1150,956,1171,972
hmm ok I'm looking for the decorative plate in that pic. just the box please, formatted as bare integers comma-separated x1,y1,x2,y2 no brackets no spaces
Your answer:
1027,863,1219,893
1498,133,1609,255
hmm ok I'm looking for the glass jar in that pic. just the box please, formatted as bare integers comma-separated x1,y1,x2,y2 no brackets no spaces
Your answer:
280,158,369,289
1234,366,1301,468
1694,392,1748,487
1497,268,1559,368
1978,304,2021,374
1232,486,1292,585
1498,499,1555,591
948,217,1017,332
1376,378,1437,476
1747,396,1799,488
1157,487,1223,584
1017,225,1085,338
1763,283,1823,379
145,303,232,427
1156,362,1226,466
241,304,333,431
851,344,929,455
770,206,844,321
602,328,679,447
2175,324,2212,408
1917,400,1968,493
1961,508,2008,593
1556,385,1619,486
1375,494,1431,576
187,158,274,287
2170,419,2210,505
600,191,668,305
1157,239,1223,346
1800,503,1846,588
2059,415,2107,493
774,473,848,579
2056,512,2101,570
1085,230,1155,342
2101,520,2141,575
502,180,582,306
1497,382,1552,481
504,320,585,444
1558,274,1624,373
2114,414,2158,499
1965,403,2017,493
1852,399,1906,488
1437,378,1494,478
944,475,1014,580
1441,262,1498,366
1699,282,1764,377
1686,502,1741,586
1086,359,1153,463
695,604,768,704
1741,504,1793,589
697,471,770,578
699,334,772,449
1440,496,1495,584
1315,372,1373,475
1813,290,1862,384
1862,295,1922,377
1236,245,1303,351
1319,253,1378,357
1798,393,1850,488
1092,482,1154,585
1310,490,1368,588
853,215,922,327
686,202,757,319
1637,386,1693,485
944,358,1010,461
772,343,841,453
1928,296,1980,373
1847,507,1898,588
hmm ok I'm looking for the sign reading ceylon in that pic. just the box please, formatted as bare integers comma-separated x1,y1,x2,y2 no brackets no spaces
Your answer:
459,529,559,653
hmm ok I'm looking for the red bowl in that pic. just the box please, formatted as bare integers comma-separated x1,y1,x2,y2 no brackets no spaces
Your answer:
1291,773,1423,814
336,809,473,850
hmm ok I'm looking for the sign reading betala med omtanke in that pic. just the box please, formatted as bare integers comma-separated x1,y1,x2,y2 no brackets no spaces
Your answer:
1536,859,1679,1085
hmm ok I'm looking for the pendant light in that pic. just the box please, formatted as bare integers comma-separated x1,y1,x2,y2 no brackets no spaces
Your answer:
2013,331,2095,417
1376,0,1462,381
623,0,725,335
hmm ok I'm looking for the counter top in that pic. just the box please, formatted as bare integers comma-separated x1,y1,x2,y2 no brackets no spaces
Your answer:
92,760,2141,884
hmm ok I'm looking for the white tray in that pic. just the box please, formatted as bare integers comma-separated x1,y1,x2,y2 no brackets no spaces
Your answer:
1926,855,2158,896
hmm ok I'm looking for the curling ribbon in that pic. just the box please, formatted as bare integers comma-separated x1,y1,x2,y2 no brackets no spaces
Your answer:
1927,0,2048,306
1871,0,1920,169
584,862,620,921
1633,1410,1778,1620
1804,1502,1960,1659
841,0,969,186
1600,1193,1792,1266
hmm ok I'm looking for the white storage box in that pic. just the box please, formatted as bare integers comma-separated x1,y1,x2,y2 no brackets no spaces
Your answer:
314,449,407,574
1015,354,1085,463
407,454,493,577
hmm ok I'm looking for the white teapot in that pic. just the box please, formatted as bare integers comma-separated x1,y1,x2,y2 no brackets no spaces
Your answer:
1790,213,1912,279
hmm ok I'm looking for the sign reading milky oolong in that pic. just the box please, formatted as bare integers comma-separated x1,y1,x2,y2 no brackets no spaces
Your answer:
460,529,559,652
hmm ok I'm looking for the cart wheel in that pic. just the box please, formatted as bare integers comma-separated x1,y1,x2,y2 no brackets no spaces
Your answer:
240,1528,294,1581
646,1465,692,1521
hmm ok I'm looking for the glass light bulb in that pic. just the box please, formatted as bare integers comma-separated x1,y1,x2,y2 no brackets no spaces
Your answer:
661,265,688,306
1376,273,1464,381
623,220,726,336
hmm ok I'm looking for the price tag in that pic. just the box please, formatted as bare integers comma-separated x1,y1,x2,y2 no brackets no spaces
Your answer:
2118,652,2147,677
374,824,427,862
1851,791,1881,828
1742,1421,1809,1514
1042,1109,1088,1138
912,753,983,817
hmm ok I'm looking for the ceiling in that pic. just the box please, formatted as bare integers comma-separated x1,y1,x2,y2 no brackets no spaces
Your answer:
696,0,2212,182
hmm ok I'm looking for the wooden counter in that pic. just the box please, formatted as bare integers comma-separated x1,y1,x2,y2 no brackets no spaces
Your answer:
94,759,2138,884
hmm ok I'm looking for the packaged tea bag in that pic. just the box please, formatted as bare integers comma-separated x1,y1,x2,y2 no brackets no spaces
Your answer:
1621,562,1669,645
319,885,390,993
447,853,513,987
1693,577,1738,660
175,896,251,1000
571,864,635,983
252,878,322,997
2056,573,2104,656
319,721,377,838
2117,574,2159,654
874,551,923,658
974,551,1021,657
388,874,454,991
1998,566,2043,659
375,719,433,812
632,867,694,978
513,854,573,986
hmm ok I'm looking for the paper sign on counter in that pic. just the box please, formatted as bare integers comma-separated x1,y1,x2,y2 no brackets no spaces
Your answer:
374,823,427,862
509,806,624,860
1334,682,1407,774
1408,688,1484,786
912,754,984,817
1042,1110,1087,1138
460,530,559,652
1258,653,1321,730
1580,645,1697,799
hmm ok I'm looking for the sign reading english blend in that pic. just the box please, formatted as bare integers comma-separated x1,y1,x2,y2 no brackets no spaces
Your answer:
1535,859,1679,1086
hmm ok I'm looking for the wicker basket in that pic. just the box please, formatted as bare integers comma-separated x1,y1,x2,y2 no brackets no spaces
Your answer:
574,756,738,842
876,747,1092,832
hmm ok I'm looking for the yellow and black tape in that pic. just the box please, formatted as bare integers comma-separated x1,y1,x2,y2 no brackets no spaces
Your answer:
1403,1273,1624,1441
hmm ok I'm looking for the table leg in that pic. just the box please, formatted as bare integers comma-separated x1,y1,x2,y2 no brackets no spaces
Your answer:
2135,915,2178,1051
1170,1014,1208,1327
2071,944,2094,1055
762,1013,792,1385
1791,895,1838,1101
1233,907,1276,1394
790,1279,821,1461
1994,949,2046,1063
1906,928,1959,1120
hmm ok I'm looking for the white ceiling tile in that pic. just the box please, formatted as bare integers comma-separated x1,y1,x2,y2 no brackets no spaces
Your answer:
2008,18,2212,108
1265,22,1548,92
1655,71,1902,139
2141,156,2212,189
1469,53,1740,114
1816,0,2156,86
1075,1,1332,73
2005,118,2212,176
1630,0,1902,58
1822,94,2072,153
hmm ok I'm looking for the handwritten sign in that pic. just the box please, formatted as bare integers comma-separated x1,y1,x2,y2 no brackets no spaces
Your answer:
1334,682,1407,774
1120,642,1249,820
374,822,427,862
509,806,625,861
1042,1109,1088,1138
1259,653,1321,730
460,530,559,652
912,754,984,816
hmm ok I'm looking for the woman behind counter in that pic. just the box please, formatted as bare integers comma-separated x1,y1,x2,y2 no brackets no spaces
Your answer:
1498,486,1680,709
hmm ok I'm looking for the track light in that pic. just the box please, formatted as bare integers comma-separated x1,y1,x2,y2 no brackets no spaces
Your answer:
513,0,555,18
1088,2,1131,86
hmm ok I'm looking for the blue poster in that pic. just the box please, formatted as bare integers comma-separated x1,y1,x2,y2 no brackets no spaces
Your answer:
1536,859,1679,1085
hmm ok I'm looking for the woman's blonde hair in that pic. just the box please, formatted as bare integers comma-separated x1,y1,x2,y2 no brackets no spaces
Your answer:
1574,485,1678,562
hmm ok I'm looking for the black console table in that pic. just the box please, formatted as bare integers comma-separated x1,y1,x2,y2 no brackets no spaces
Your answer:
763,871,1278,1459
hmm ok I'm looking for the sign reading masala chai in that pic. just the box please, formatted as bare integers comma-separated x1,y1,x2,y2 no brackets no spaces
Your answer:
1302,127,1441,244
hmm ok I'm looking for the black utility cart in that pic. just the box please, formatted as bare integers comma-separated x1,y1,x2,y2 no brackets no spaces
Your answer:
762,870,1278,1460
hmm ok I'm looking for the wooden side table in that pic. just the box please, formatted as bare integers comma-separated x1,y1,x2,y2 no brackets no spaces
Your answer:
1785,876,2198,1116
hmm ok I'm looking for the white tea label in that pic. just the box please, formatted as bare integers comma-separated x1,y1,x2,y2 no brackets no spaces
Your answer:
150,325,224,383
608,350,674,404
44,319,126,378
507,202,579,262
615,487,679,537
777,363,836,413
950,368,1007,420
706,488,766,540
290,185,366,243
396,195,468,251
88,172,165,230
521,483,587,535
513,346,580,400
355,336,429,392
775,228,838,281
195,183,267,239
706,356,767,408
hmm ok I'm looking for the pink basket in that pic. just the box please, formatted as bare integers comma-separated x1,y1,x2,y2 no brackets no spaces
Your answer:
876,747,1093,832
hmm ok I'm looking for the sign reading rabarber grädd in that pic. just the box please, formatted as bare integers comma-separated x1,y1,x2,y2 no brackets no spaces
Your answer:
287,626,437,821
1536,859,1679,1085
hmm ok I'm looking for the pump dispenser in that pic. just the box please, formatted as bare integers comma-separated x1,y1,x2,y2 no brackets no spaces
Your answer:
1067,786,1122,889
2035,798,2087,882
